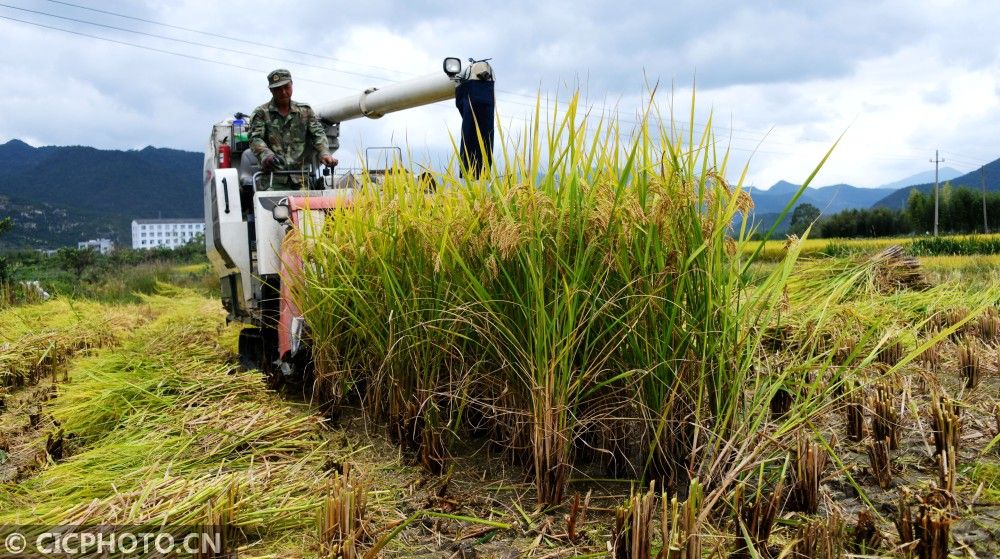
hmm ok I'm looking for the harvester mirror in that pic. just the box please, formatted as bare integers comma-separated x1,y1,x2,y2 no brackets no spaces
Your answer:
272,203,291,223
443,57,461,77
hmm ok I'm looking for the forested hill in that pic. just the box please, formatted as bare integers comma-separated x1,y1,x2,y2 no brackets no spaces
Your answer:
872,157,1000,210
0,140,202,249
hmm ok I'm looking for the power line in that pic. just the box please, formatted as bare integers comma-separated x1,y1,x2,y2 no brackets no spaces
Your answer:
939,150,992,166
21,1,882,151
43,0,570,110
42,0,409,78
0,2,400,83
3,2,625,128
0,13,607,142
0,5,741,144
0,13,608,146
39,0,663,127
36,0,1000,161
0,14,353,90
33,0,832,144
5,4,990,172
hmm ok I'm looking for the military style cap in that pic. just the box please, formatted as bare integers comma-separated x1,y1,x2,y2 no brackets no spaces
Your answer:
267,69,292,88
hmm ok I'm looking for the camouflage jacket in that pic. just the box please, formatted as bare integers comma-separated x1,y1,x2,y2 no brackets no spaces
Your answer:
249,99,330,176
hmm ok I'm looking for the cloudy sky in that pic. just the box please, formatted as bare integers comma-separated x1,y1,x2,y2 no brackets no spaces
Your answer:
2,0,999,189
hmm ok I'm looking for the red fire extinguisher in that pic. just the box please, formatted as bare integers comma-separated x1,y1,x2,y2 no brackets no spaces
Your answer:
218,137,231,168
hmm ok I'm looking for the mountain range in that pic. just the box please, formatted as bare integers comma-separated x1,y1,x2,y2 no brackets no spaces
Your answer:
746,169,962,214
0,139,202,249
749,181,895,215
0,139,998,248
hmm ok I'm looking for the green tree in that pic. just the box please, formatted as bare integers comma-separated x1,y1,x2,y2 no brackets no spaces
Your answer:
788,203,821,236
815,207,912,238
173,233,207,262
56,247,97,281
906,189,932,234
947,187,978,233
0,217,12,284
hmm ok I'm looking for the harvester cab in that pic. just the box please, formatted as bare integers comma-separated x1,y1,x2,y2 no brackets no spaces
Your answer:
203,57,495,377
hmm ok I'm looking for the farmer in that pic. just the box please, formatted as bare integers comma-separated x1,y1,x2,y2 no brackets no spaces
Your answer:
249,68,337,189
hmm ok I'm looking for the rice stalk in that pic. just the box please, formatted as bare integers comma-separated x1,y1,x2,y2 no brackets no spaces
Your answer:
876,338,905,366
871,383,899,450
792,512,845,559
848,508,882,554
317,465,368,559
895,489,916,555
975,308,999,342
732,464,785,559
918,338,941,373
930,392,960,461
564,490,591,543
789,434,827,513
866,438,893,489
901,489,955,559
657,478,702,559
957,338,981,389
845,385,865,443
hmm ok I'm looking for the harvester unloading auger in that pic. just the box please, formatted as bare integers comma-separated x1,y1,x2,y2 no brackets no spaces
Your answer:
203,57,495,376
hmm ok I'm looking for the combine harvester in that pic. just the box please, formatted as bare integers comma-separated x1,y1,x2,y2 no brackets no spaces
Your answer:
203,57,495,377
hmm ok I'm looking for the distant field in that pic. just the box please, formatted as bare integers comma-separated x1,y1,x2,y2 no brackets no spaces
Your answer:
749,233,1000,261
920,254,1000,269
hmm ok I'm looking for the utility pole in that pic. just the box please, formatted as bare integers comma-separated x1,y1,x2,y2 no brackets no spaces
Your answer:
932,150,944,236
983,165,990,234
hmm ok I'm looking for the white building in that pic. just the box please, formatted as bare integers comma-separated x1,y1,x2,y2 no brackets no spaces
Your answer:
132,219,205,250
78,238,114,254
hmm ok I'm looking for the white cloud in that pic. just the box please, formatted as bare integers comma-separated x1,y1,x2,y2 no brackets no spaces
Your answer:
2,0,1000,189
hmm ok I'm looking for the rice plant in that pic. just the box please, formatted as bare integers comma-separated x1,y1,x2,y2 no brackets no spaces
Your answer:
911,490,955,559
286,85,994,528
975,308,1000,342
876,338,905,366
290,89,858,508
318,466,368,559
919,338,941,373
930,392,960,460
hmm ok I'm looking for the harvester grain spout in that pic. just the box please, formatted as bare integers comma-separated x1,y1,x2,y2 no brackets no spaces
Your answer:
315,57,496,173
